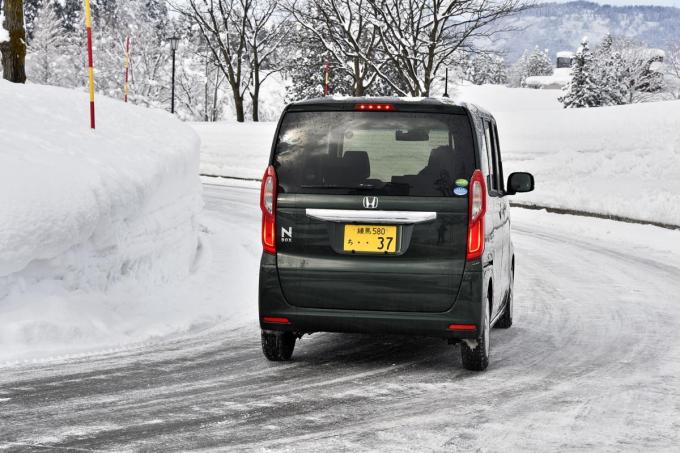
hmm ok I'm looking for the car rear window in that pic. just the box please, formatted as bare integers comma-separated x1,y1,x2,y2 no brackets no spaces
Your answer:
273,111,475,197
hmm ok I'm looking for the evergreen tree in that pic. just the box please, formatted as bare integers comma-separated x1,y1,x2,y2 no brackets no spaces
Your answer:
463,53,508,85
25,1,67,84
22,0,44,39
508,50,529,87
525,47,553,77
593,34,626,105
52,0,81,32
559,38,602,108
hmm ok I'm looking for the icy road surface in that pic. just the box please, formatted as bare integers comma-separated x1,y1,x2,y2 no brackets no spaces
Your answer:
1,183,680,452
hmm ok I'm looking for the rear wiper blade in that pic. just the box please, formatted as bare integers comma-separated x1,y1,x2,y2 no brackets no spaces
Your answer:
301,184,376,190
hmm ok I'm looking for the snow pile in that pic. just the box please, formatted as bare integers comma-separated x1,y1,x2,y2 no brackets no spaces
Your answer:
455,86,680,225
0,81,203,361
194,121,276,179
524,68,572,89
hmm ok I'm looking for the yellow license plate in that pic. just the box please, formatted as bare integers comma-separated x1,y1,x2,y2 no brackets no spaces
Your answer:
343,225,398,253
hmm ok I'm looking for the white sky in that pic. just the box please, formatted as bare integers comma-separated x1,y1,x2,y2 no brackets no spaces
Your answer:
553,0,680,6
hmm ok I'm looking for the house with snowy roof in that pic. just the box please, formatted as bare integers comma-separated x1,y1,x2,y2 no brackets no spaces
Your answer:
524,50,574,90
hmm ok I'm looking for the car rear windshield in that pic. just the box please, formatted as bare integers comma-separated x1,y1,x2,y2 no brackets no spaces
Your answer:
272,111,476,197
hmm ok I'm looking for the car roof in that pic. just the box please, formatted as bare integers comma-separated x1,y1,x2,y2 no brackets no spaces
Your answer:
286,96,492,117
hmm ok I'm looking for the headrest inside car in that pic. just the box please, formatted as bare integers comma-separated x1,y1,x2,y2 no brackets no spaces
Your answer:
342,151,371,181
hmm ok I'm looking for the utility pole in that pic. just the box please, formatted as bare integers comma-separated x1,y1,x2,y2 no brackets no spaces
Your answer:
168,36,179,114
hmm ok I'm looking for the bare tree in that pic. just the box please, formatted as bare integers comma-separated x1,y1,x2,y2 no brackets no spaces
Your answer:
0,0,27,83
245,0,288,121
367,0,525,96
172,0,253,122
284,0,382,96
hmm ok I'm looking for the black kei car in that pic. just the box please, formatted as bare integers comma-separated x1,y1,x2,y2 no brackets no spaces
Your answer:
258,97,534,371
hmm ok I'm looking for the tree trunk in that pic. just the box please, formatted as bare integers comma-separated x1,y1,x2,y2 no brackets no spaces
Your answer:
250,90,259,122
0,0,27,83
251,60,260,122
233,89,245,122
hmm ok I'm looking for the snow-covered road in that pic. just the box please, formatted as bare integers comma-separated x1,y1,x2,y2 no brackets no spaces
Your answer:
1,183,679,452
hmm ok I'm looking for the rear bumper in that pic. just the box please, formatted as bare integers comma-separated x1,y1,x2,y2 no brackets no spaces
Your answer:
259,253,487,340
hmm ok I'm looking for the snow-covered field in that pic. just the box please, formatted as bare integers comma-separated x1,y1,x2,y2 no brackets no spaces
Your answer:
194,84,680,226
0,82,253,363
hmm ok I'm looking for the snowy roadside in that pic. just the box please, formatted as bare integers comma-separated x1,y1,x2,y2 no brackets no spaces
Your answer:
192,85,680,226
0,82,214,363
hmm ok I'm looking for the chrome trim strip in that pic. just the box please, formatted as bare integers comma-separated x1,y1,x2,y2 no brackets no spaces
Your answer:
306,209,437,224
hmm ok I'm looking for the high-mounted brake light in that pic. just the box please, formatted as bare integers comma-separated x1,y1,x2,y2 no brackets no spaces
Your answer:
466,169,486,261
260,165,277,254
355,103,395,111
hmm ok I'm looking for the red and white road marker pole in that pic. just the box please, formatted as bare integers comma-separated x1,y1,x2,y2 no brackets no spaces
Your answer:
84,0,95,129
323,61,330,96
123,35,130,103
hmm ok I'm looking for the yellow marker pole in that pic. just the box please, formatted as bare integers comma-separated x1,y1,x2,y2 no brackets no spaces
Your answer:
124,36,130,102
84,0,95,129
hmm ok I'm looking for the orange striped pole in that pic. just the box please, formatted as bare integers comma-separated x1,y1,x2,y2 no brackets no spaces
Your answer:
123,36,130,102
84,0,95,129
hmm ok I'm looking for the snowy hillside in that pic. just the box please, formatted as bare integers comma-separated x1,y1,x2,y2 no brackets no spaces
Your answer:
0,81,205,361
194,85,680,226
495,1,680,61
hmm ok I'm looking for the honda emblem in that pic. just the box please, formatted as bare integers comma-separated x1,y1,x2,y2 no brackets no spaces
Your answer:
362,196,379,209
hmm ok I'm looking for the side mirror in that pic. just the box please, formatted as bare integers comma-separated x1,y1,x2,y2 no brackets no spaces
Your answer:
507,172,534,195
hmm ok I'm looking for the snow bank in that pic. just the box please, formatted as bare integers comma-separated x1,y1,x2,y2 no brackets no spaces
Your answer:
455,87,680,226
194,121,276,179
0,81,202,361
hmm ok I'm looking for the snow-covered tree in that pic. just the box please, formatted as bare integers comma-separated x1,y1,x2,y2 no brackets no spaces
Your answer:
525,46,553,78
508,46,552,87
284,0,383,97
284,26,353,101
591,35,665,105
25,1,68,84
367,0,525,96
463,52,508,85
507,50,529,87
173,0,285,122
611,38,665,103
664,44,680,99
592,34,626,106
559,38,602,108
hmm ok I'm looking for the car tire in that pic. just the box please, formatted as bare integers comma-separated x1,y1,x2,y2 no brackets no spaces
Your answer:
495,273,514,329
460,299,490,371
261,330,296,361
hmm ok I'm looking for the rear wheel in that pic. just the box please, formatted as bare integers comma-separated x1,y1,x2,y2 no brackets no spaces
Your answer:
460,298,490,371
261,330,296,361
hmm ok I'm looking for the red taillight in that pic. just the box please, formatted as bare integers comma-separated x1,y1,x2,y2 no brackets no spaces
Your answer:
355,103,395,111
466,169,486,261
260,165,277,254
448,324,477,331
263,316,290,324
